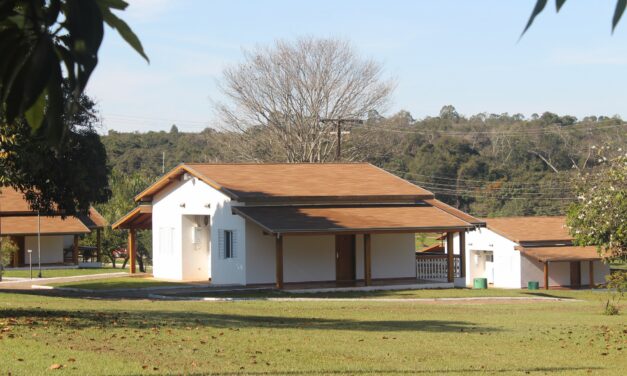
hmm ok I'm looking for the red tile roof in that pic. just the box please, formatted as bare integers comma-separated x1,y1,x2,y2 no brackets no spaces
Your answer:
0,216,90,236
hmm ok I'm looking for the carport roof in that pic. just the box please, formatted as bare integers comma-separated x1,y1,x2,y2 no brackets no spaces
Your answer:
232,203,477,235
516,245,603,262
111,205,152,230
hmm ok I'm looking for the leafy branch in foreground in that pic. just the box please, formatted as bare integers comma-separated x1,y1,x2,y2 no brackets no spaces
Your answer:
523,0,626,36
0,0,148,144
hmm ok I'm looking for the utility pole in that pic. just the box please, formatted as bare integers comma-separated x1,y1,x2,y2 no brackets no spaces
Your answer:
320,118,363,161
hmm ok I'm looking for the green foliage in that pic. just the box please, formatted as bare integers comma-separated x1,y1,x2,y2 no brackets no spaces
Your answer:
523,0,626,35
0,0,147,142
0,237,19,280
603,271,626,315
0,82,110,215
83,170,153,269
566,147,627,260
100,107,626,219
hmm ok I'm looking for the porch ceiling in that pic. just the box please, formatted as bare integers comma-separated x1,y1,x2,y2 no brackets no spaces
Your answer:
232,203,475,235
516,245,603,262
111,205,152,230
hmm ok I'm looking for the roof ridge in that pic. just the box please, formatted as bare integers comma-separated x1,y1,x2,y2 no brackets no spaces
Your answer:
182,162,371,166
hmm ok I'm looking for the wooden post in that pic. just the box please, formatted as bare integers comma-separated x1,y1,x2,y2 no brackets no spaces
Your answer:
275,235,283,289
364,234,372,286
128,228,136,274
589,260,594,288
459,231,466,278
544,261,549,290
72,235,79,265
96,228,102,263
446,232,454,283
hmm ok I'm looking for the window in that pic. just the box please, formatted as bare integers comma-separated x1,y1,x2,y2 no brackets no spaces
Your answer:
224,230,234,259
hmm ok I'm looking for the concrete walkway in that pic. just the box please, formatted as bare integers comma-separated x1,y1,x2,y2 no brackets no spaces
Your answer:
0,272,128,289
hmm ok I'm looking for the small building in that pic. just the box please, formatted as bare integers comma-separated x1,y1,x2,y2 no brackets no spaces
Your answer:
0,187,107,266
449,216,610,289
113,163,484,286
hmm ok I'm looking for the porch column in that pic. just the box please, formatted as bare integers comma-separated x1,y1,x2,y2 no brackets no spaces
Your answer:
72,235,79,264
544,261,549,290
363,233,372,286
96,228,102,263
275,235,283,289
589,260,594,288
458,231,466,278
446,232,454,283
128,228,137,274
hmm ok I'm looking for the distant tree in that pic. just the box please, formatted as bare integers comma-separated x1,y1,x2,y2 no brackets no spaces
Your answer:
0,237,19,281
84,170,152,271
170,125,179,134
439,105,460,121
567,147,627,261
216,37,395,162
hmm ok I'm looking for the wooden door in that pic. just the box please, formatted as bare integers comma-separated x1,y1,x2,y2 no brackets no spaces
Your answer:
570,261,581,287
335,235,356,282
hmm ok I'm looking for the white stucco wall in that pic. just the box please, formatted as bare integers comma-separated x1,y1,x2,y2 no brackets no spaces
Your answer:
245,222,415,284
24,235,64,264
521,256,611,288
463,228,522,288
371,233,416,279
152,176,246,283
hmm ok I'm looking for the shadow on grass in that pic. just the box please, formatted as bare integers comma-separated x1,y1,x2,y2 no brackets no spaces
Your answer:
0,307,499,333
121,366,603,375
522,292,576,299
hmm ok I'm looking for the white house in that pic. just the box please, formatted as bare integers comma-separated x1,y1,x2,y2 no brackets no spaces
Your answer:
113,163,484,286
0,187,107,266
447,216,610,289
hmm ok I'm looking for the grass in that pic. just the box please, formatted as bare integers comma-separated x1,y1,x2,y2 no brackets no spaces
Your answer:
1,267,126,279
0,289,625,375
50,277,191,290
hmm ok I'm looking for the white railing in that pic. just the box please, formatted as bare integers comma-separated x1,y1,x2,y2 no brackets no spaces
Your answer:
416,254,461,281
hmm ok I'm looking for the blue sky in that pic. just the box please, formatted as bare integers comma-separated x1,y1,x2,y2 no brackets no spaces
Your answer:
88,0,627,132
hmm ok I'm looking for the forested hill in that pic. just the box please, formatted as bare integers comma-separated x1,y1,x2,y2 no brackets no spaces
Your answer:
101,108,627,217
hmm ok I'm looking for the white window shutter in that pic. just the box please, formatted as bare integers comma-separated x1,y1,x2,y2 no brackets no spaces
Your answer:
218,230,225,259
232,230,237,258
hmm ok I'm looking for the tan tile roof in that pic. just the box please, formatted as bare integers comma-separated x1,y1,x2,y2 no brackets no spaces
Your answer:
0,186,34,213
78,207,108,229
0,216,90,236
233,203,475,234
485,216,572,243
517,245,601,262
136,163,434,202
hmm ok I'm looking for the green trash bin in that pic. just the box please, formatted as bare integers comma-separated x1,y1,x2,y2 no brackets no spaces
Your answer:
528,281,540,290
473,278,488,289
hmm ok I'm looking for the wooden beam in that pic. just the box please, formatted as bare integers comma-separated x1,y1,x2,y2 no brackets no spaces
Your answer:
446,232,454,283
275,235,283,289
96,228,102,263
544,261,549,290
72,235,79,265
364,234,372,286
128,229,137,274
459,231,466,279
589,260,594,289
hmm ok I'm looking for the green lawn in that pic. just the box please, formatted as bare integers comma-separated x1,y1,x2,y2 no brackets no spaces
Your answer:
1,267,127,279
50,277,191,290
0,290,625,375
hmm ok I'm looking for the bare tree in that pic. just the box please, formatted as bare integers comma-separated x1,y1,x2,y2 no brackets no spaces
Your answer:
215,37,395,162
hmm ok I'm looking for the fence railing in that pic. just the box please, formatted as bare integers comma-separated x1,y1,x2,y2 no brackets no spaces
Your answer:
416,253,461,281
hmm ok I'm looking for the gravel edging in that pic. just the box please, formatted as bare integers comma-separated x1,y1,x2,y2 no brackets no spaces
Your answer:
145,295,582,303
